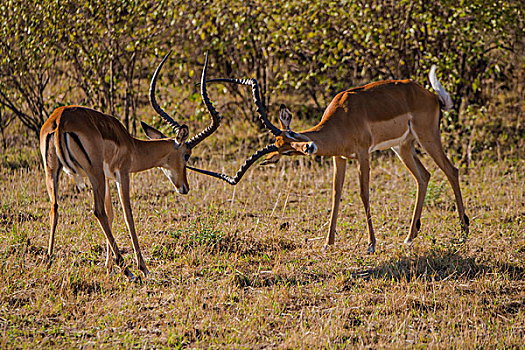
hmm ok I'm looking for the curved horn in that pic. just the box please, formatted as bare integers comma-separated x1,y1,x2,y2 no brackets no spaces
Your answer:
149,51,182,130
187,144,278,185
203,78,282,136
186,53,222,149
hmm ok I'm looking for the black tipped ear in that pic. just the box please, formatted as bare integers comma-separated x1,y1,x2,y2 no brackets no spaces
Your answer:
141,121,168,140
176,124,189,144
279,104,292,131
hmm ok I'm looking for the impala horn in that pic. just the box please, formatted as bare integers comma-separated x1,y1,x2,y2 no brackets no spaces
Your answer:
149,51,184,131
187,144,278,185
188,75,285,185
186,53,222,149
150,52,222,149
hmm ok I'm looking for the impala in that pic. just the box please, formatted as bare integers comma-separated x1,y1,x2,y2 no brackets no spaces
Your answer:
189,65,470,253
40,53,222,280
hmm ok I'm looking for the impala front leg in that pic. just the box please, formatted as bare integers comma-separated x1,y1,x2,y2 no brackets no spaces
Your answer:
326,156,347,247
116,172,150,278
357,151,376,254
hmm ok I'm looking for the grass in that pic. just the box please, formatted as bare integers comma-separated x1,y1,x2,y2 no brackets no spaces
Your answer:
0,136,524,348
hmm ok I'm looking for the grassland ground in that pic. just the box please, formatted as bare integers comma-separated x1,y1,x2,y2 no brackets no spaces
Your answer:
0,138,524,348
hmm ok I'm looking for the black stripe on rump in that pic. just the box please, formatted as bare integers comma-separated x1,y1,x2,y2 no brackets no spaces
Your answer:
68,132,92,166
58,133,77,174
64,132,87,171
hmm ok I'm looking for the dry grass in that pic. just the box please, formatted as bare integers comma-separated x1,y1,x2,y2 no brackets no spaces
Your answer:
1,136,524,348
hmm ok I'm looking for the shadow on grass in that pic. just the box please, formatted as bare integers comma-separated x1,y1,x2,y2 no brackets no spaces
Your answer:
0,210,41,228
232,248,525,290
232,269,324,288
348,248,525,283
151,230,297,260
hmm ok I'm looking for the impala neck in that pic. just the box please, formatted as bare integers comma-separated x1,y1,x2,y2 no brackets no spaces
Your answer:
130,138,173,173
299,120,345,156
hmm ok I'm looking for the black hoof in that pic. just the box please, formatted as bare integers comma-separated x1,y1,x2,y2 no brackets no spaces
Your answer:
463,214,470,229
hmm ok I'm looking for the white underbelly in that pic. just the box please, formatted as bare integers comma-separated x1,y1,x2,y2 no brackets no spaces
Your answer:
369,127,411,153
63,161,117,181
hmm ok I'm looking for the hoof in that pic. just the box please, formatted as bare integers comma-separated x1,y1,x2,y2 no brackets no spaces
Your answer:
105,260,115,276
140,267,150,279
323,237,335,250
367,245,375,254
123,267,138,282
403,238,414,247
45,255,53,269
322,243,334,252
463,214,470,229
138,259,150,279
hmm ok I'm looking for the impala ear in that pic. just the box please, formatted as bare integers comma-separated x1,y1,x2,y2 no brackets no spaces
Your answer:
176,124,189,144
260,151,281,165
279,104,292,131
141,121,167,139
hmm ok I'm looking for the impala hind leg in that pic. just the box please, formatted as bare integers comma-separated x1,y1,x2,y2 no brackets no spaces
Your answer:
393,141,431,245
325,156,347,247
42,134,62,259
44,162,61,259
104,179,115,273
416,128,469,234
89,172,136,281
357,152,376,254
116,172,149,277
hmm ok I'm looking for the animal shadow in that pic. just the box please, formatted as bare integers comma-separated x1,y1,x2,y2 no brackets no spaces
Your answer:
348,249,525,283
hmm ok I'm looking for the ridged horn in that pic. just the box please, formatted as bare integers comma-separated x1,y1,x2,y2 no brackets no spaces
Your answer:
149,51,182,130
185,53,222,149
187,144,278,185
203,78,282,136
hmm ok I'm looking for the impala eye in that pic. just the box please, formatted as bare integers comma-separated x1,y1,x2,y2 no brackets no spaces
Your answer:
184,154,190,161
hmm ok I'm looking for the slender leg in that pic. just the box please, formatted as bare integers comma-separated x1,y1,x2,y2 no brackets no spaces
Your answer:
104,179,114,273
325,156,347,247
418,135,469,234
42,135,62,259
116,172,149,277
356,151,376,253
89,171,136,281
45,163,61,258
393,142,431,244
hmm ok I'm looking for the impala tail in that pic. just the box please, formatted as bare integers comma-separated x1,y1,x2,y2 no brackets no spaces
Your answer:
429,65,453,111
